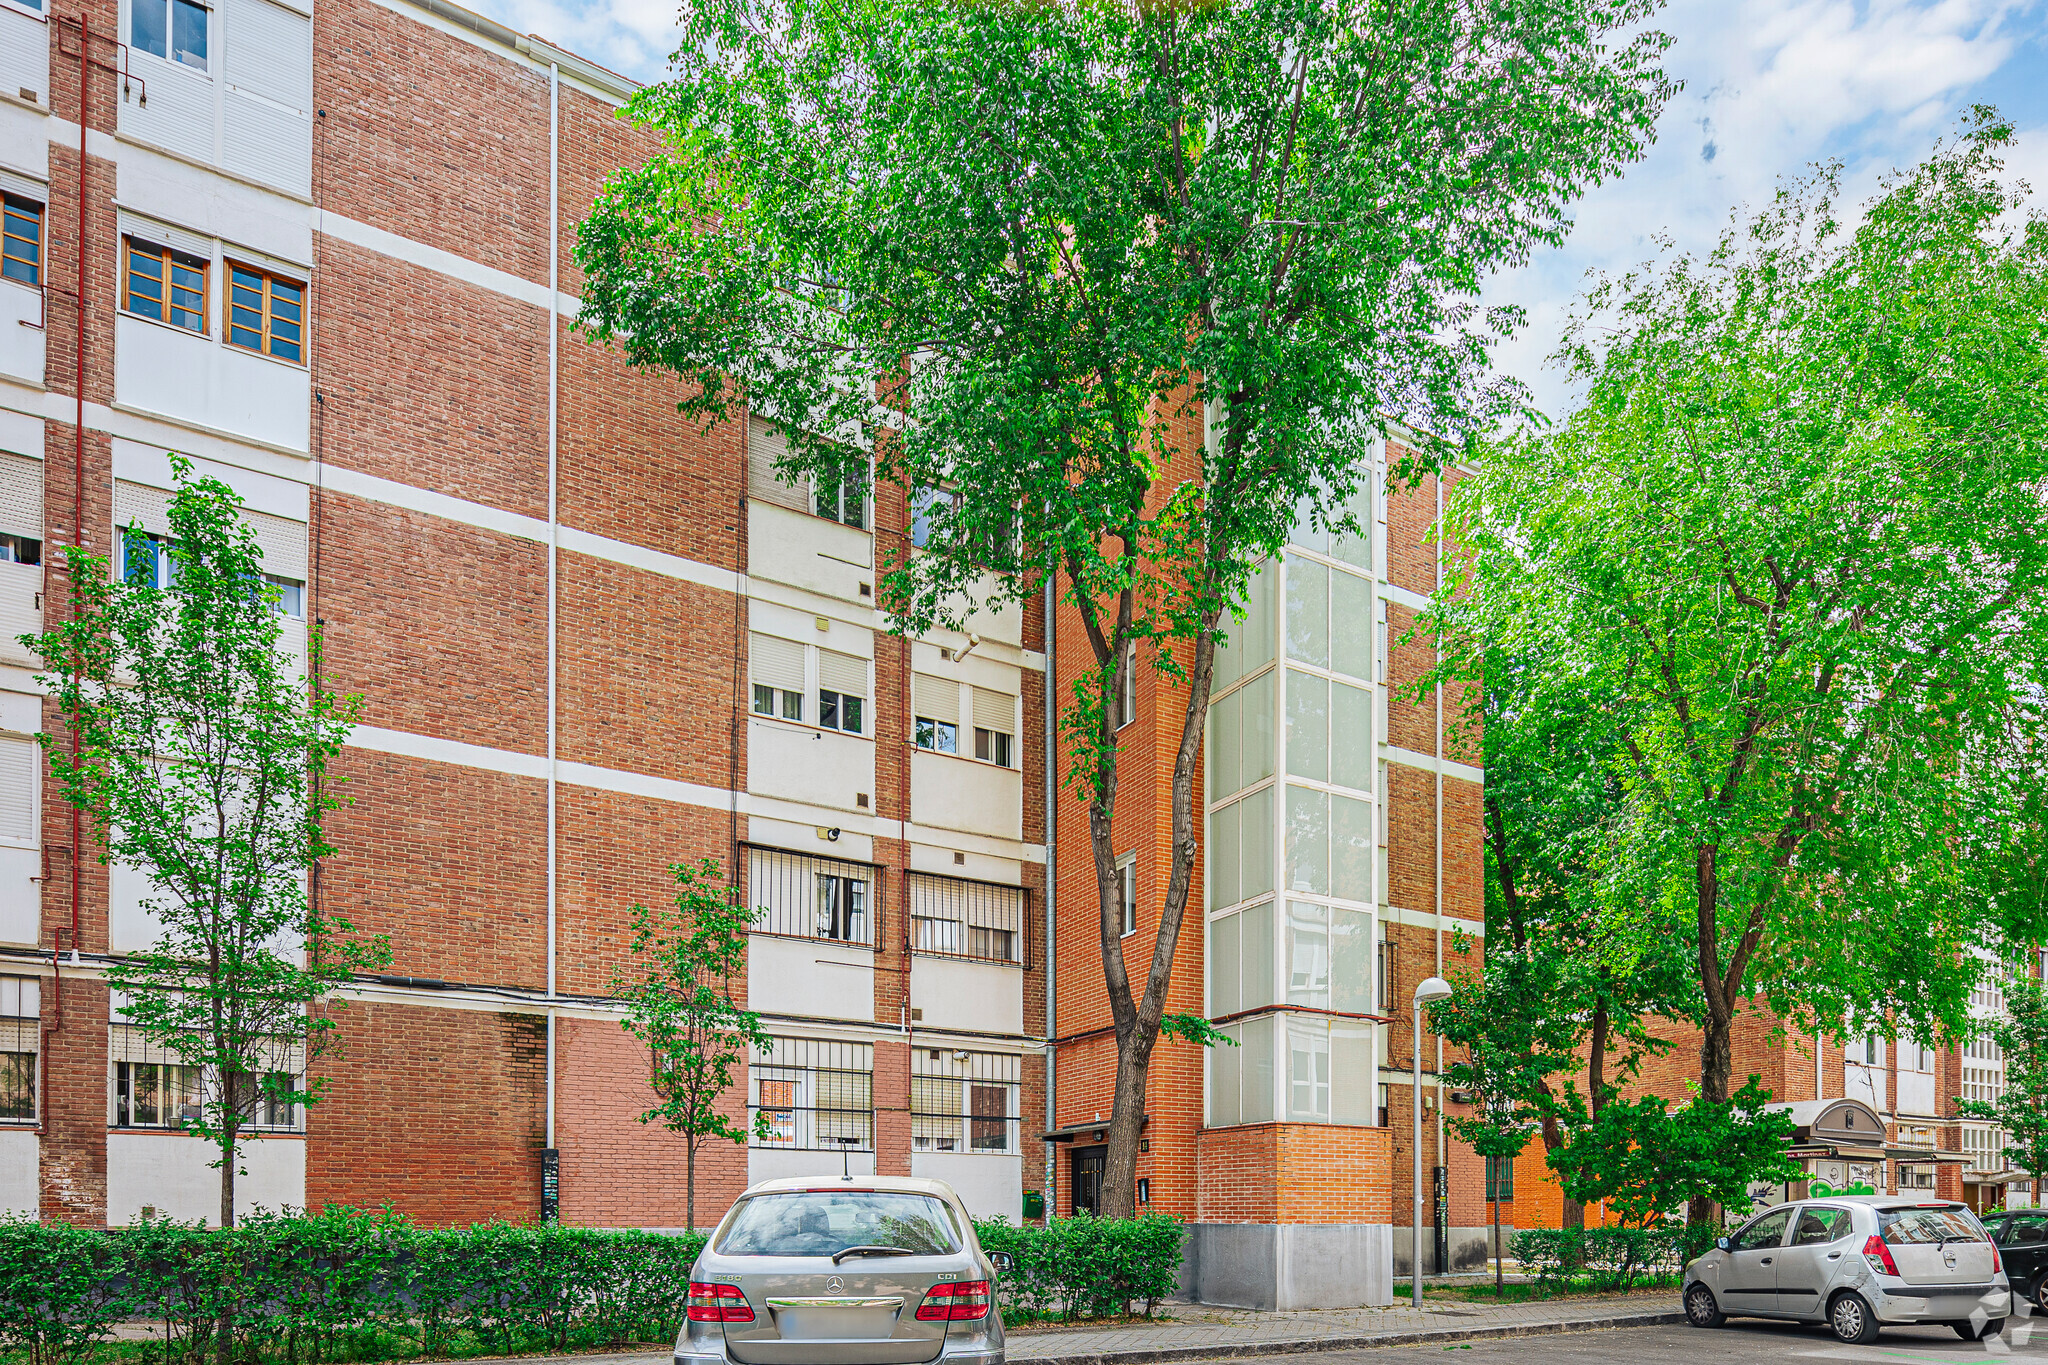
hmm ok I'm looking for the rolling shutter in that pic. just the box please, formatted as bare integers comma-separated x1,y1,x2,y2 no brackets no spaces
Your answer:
912,673,957,724
972,686,1013,733
748,416,809,513
0,737,34,843
245,509,308,580
818,649,866,699
118,211,213,262
0,454,41,538
750,633,805,694
113,481,174,539
220,0,313,196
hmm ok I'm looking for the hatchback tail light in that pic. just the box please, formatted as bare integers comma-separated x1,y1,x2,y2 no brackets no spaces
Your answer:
1991,1244,2002,1275
688,1282,755,1323
916,1280,992,1321
1862,1235,1900,1277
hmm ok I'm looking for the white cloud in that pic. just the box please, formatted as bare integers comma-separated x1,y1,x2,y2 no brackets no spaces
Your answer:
1484,0,2047,422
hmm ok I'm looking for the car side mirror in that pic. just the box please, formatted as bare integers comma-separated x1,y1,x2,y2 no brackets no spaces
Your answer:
989,1251,1015,1274
1716,1238,1731,1252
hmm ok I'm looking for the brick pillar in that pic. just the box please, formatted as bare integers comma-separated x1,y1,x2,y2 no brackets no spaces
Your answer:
41,976,109,1225
874,1038,910,1176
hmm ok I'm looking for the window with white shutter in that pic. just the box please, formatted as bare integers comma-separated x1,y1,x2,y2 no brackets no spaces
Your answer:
817,648,867,735
971,686,1015,768
220,0,312,196
750,632,806,723
748,416,809,513
913,673,959,754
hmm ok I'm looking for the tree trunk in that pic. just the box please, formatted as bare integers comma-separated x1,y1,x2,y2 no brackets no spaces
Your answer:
687,1140,697,1233
1587,1002,1609,1114
1099,1035,1153,1219
1686,1004,1735,1228
1492,1194,1502,1294
218,1100,239,1365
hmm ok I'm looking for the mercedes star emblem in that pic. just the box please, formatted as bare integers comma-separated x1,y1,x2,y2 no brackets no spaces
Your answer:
826,1275,845,1294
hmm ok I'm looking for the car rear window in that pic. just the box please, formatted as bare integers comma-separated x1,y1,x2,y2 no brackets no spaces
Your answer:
715,1191,963,1258
1879,1207,1985,1245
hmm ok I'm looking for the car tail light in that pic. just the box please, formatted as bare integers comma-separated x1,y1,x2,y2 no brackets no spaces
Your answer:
688,1282,755,1323
916,1280,993,1321
1991,1244,2002,1275
1863,1235,1900,1277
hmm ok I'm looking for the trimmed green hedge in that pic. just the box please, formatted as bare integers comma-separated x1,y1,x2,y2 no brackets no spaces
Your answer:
974,1214,1184,1320
0,1208,1188,1364
0,1208,706,1365
1506,1223,1719,1292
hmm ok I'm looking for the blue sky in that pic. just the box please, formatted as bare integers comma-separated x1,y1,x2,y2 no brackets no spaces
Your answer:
491,0,2048,423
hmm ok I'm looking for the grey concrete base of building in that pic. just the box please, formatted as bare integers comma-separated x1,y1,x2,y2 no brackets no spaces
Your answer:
1392,1226,1503,1276
1177,1223,1394,1309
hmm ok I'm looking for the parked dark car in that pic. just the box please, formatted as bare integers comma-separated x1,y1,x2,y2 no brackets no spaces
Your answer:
1982,1209,2048,1314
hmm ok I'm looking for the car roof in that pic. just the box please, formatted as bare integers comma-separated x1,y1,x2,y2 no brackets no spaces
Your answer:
1826,1196,1969,1211
740,1175,963,1200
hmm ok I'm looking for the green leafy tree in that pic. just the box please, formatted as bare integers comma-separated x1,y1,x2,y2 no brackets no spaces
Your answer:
1547,1081,1801,1229
23,459,384,1249
577,0,1672,1217
1425,114,2048,1219
1956,974,2048,1203
1438,1042,1532,1294
613,857,772,1231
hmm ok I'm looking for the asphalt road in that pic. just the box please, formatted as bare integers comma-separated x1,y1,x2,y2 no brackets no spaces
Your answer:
1216,1316,2047,1363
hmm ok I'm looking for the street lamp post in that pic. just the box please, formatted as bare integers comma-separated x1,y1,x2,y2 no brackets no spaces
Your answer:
1411,975,1453,1309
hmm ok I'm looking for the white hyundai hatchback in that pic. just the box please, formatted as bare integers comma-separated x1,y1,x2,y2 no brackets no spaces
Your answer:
676,1176,1010,1365
1682,1198,2011,1344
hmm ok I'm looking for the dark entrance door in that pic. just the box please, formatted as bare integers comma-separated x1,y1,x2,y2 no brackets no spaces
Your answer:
1071,1146,1106,1215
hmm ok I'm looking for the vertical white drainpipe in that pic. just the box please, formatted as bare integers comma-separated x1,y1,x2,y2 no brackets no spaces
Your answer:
545,62,561,1149
1043,572,1057,1218
1433,467,1445,1264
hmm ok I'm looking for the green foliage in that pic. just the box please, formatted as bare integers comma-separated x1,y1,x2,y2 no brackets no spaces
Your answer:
575,0,1674,1218
1956,974,2048,1187
1156,1014,1238,1049
1506,1224,1704,1293
0,1217,129,1365
973,1215,1184,1321
1423,114,2048,1135
612,858,772,1229
0,1212,706,1365
1545,1080,1802,1228
21,459,386,1227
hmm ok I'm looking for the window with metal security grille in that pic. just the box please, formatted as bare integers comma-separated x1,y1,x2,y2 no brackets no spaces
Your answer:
1484,1154,1515,1202
2,195,39,288
125,238,208,333
0,977,39,1122
745,845,876,945
908,872,1025,964
1898,1163,1936,1190
911,1050,1019,1153
751,1036,873,1150
226,263,304,362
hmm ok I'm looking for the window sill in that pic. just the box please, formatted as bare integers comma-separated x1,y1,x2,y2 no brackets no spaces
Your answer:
107,1125,306,1137
119,306,211,343
224,338,309,372
909,950,1024,971
746,929,876,953
750,712,870,743
911,745,1016,773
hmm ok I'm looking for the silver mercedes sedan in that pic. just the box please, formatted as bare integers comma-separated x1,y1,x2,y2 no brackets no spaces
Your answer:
1682,1197,2011,1344
676,1176,1010,1365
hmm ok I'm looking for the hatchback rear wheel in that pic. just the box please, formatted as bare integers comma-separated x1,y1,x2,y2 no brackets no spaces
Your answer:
1829,1292,1879,1345
1683,1284,1724,1328
1951,1318,2004,1341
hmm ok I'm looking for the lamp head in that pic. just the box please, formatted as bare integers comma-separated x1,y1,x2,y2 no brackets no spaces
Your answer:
1413,976,1454,1005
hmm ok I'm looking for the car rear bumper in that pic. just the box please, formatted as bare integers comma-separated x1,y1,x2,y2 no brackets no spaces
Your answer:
681,1343,1002,1365
1869,1283,2011,1324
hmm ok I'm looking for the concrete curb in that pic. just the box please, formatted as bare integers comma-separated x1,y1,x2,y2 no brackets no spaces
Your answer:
1011,1310,1689,1365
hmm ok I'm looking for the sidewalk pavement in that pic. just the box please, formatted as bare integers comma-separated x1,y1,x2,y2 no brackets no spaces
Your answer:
510,1291,1683,1365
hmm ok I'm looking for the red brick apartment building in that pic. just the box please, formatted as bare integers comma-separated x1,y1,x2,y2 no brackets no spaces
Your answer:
0,0,1047,1230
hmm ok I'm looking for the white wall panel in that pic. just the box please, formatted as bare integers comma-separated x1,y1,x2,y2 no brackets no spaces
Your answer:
909,956,1022,1037
0,845,37,945
748,716,874,815
0,100,50,180
0,278,45,388
0,1129,35,1215
910,1153,1022,1223
910,751,1021,843
107,1131,306,1224
109,858,167,952
746,934,873,1024
748,501,872,604
115,314,310,451
0,561,40,670
749,1145,876,1187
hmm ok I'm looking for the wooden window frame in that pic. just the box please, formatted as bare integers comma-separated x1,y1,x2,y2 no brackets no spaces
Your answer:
123,238,209,335
1,195,40,289
226,260,306,364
